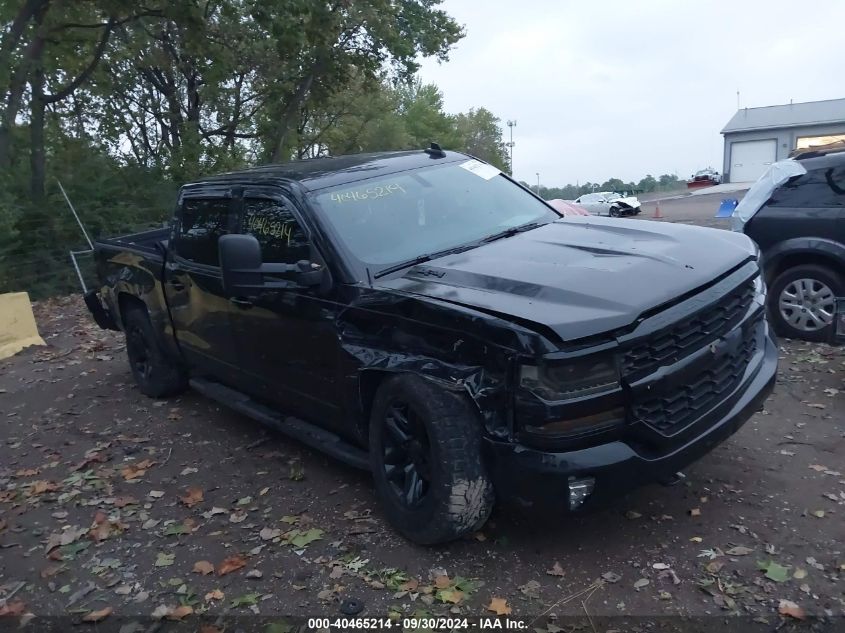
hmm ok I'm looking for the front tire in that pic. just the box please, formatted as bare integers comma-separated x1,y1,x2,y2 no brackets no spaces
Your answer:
123,306,187,398
609,206,621,218
768,264,843,342
369,375,494,545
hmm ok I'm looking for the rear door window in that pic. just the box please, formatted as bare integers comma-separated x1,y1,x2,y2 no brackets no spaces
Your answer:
768,167,845,207
175,198,230,265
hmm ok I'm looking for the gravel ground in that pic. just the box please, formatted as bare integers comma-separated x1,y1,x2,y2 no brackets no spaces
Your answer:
1,218,843,629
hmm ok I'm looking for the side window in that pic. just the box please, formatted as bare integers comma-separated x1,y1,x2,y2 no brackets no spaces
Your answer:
176,198,230,265
768,167,845,207
241,198,310,263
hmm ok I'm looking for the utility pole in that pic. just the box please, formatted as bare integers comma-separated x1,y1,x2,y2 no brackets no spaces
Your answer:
506,120,516,175
536,172,540,195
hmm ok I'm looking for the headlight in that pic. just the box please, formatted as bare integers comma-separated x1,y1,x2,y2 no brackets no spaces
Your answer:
519,356,620,402
753,273,766,304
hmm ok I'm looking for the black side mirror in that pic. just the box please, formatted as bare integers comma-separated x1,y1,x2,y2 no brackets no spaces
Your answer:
219,234,263,296
219,234,325,296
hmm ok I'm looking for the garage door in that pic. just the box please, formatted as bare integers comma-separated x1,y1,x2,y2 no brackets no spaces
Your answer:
730,139,776,182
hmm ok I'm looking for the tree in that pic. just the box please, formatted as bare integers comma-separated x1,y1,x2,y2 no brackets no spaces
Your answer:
452,107,509,171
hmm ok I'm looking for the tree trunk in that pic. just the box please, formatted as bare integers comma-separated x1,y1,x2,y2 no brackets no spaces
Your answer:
29,66,46,203
268,61,324,163
0,1,49,170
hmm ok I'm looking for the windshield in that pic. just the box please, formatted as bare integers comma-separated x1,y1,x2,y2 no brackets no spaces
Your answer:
731,159,807,231
605,192,621,201
311,160,558,271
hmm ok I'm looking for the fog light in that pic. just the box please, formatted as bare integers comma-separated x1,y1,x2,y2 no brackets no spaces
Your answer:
568,476,595,510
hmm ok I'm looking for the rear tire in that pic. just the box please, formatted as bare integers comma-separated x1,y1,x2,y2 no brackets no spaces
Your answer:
123,306,187,398
768,264,843,342
369,375,494,545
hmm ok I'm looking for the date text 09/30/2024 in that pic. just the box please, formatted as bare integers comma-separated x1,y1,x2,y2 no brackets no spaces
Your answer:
307,618,528,630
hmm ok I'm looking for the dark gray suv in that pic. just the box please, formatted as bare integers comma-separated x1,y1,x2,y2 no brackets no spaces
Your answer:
732,148,845,342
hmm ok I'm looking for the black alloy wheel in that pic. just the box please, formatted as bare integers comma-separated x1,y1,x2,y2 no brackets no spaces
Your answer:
381,402,431,507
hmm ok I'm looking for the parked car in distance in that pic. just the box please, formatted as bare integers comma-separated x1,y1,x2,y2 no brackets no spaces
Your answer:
574,191,642,216
731,147,845,342
687,168,721,189
86,146,776,544
547,198,590,216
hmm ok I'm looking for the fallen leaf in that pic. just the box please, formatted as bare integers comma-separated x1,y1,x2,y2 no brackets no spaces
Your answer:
285,527,323,548
121,459,155,481
434,575,451,589
726,546,753,556
217,554,247,576
634,578,649,590
690,537,703,543
811,510,825,518
487,597,512,615
259,527,281,541
758,560,790,583
0,600,27,617
193,560,214,575
652,563,670,570
180,487,203,508
546,561,565,577
601,571,621,583
167,605,193,620
148,490,165,499
82,607,112,622
706,560,725,574
230,593,261,608
809,464,828,472
205,589,224,601
113,496,137,508
29,480,60,495
155,552,175,567
625,510,642,519
793,568,807,579
778,599,805,620
438,588,464,604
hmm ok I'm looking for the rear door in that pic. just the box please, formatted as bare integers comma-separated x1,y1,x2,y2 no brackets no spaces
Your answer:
163,189,242,384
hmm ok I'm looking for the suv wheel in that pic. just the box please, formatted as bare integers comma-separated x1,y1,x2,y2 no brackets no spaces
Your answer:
769,264,844,342
609,207,621,217
369,375,494,544
124,306,187,397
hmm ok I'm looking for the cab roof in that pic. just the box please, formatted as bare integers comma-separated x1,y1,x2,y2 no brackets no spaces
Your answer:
187,149,469,192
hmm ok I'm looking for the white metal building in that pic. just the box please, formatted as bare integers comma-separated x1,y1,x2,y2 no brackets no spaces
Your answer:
721,98,845,183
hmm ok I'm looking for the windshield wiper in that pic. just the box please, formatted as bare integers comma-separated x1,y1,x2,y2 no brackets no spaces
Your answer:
480,221,544,244
372,221,548,280
372,243,479,279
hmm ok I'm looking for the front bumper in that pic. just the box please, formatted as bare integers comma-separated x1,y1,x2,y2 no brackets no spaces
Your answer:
484,331,778,510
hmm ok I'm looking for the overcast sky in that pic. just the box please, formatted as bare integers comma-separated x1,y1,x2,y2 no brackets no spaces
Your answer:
418,0,845,187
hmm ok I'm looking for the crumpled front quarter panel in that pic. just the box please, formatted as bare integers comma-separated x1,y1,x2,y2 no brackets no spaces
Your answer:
337,287,548,439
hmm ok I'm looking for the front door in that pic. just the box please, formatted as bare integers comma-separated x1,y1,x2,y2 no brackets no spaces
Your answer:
226,191,344,431
163,193,242,385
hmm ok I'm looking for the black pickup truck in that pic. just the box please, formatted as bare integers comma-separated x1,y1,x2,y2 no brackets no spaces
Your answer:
86,147,777,544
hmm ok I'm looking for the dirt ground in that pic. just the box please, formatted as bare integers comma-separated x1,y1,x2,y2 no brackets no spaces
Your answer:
1,206,843,629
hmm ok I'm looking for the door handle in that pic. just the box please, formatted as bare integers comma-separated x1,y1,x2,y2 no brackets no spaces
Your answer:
168,280,186,291
230,297,253,309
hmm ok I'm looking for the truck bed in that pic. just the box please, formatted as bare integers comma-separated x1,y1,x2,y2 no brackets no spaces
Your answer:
95,227,170,256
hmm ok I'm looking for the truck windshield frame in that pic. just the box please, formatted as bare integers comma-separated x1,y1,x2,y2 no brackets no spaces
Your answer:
308,161,559,279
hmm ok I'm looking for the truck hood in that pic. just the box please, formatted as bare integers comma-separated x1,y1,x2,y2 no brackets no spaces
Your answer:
378,217,756,344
